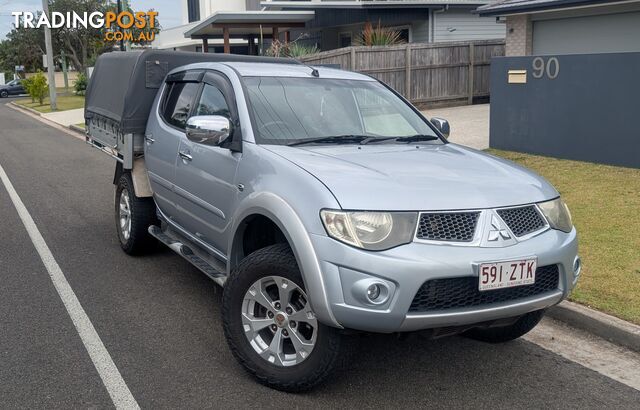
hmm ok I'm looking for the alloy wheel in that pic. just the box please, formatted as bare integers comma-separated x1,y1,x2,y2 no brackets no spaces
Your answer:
119,189,132,241
241,276,317,367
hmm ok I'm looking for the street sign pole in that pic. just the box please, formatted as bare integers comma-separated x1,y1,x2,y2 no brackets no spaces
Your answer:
42,0,57,110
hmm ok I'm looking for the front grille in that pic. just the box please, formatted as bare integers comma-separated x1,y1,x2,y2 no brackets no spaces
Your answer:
497,206,546,237
416,212,480,242
409,265,559,312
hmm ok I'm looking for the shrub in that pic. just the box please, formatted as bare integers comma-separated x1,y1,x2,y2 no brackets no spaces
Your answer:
266,38,319,58
22,77,35,103
355,20,404,46
74,72,88,95
28,72,48,105
287,42,319,58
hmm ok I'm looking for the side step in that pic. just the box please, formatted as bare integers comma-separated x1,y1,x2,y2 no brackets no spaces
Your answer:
149,225,227,286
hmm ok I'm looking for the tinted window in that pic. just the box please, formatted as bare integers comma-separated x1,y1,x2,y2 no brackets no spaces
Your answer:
196,84,230,117
162,82,199,129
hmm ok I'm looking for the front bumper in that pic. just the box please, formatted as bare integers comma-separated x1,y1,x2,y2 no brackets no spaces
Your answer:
309,228,579,333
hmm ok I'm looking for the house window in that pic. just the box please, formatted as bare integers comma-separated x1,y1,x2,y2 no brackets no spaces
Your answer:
187,0,200,23
387,25,411,43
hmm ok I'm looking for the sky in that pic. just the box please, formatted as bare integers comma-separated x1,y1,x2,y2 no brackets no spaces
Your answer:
0,0,183,39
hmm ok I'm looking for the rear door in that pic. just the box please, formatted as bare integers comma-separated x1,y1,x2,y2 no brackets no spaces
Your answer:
145,73,201,220
173,71,241,254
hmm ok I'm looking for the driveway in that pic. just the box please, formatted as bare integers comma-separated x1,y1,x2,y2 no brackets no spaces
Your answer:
0,102,638,408
422,103,490,150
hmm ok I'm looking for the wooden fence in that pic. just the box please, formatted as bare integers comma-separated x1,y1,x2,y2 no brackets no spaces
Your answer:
300,40,505,107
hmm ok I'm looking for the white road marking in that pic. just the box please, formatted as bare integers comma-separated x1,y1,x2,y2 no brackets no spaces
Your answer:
0,162,139,409
525,317,640,391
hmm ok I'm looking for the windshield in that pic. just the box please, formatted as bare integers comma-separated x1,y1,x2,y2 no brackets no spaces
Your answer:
244,77,441,145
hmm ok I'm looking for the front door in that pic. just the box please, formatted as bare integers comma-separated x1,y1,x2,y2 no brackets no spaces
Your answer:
173,72,241,254
145,79,200,220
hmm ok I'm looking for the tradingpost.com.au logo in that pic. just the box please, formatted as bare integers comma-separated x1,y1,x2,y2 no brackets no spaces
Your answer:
11,11,158,42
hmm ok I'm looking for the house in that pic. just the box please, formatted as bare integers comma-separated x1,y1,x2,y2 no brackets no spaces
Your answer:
475,0,640,56
153,0,506,54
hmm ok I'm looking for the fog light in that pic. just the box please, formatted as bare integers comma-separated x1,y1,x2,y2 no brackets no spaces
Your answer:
351,279,391,306
573,257,582,277
367,284,381,301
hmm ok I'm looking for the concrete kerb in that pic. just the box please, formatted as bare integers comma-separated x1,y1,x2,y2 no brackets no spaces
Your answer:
9,101,42,116
548,301,640,353
69,124,85,135
7,102,84,141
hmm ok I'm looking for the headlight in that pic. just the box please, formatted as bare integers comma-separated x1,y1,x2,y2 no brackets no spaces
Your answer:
538,198,573,233
320,210,418,250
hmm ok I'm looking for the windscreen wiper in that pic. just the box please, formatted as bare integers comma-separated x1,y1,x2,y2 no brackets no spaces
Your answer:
394,134,440,143
287,135,371,146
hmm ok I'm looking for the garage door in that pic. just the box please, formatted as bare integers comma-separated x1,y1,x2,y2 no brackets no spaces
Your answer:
532,12,640,55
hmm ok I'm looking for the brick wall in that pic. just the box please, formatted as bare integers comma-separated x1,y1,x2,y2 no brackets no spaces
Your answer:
505,15,532,56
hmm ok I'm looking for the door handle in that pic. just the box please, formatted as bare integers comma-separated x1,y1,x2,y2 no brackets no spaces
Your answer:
145,134,155,144
179,150,192,161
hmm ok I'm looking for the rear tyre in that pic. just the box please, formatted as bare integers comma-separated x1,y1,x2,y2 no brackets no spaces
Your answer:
222,243,344,392
115,173,158,255
464,309,545,343
0,90,8,98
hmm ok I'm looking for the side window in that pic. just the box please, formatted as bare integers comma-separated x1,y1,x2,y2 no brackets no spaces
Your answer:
195,84,230,118
161,82,199,130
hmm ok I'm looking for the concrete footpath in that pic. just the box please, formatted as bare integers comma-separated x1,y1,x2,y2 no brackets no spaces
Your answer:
422,103,490,150
41,108,83,127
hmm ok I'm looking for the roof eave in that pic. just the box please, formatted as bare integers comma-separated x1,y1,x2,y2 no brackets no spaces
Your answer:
475,0,639,16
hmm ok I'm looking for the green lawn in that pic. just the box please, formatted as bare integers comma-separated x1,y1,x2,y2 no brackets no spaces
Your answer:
15,93,84,113
490,149,640,324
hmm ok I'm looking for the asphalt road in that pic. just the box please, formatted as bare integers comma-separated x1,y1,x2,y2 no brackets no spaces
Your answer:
0,100,639,409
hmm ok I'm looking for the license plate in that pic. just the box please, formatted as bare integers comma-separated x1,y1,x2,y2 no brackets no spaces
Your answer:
479,258,537,291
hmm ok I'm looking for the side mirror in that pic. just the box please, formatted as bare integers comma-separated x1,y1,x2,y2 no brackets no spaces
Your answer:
430,117,450,139
186,115,232,146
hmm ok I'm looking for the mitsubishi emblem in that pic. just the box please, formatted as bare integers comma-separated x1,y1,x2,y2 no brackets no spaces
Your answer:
488,215,511,241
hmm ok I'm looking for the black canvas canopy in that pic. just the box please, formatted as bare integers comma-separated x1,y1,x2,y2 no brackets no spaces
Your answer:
85,49,298,134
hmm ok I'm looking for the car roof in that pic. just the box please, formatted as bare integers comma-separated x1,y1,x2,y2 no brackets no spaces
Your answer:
173,61,376,81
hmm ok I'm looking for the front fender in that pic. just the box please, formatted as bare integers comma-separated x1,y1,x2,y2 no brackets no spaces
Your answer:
229,192,342,328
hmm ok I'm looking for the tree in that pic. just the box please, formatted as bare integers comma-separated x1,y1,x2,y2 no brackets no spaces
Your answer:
0,0,162,74
51,0,161,71
0,15,46,74
50,0,107,72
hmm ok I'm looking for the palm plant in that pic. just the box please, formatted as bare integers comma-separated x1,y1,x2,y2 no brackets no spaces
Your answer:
355,20,404,46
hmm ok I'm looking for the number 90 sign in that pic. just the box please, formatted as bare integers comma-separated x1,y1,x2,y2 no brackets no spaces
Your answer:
532,56,559,79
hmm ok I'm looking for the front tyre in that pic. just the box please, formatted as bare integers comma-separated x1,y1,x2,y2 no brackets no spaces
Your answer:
464,309,545,343
222,244,344,392
115,173,157,255
0,90,8,98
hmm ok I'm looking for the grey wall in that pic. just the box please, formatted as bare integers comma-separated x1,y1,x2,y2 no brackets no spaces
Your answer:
532,12,640,55
433,7,505,42
490,53,640,168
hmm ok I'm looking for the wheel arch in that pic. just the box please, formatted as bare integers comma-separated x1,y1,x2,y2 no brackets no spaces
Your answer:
228,193,341,328
113,158,153,198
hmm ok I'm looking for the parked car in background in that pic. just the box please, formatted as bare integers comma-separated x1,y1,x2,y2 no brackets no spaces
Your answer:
0,79,26,97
